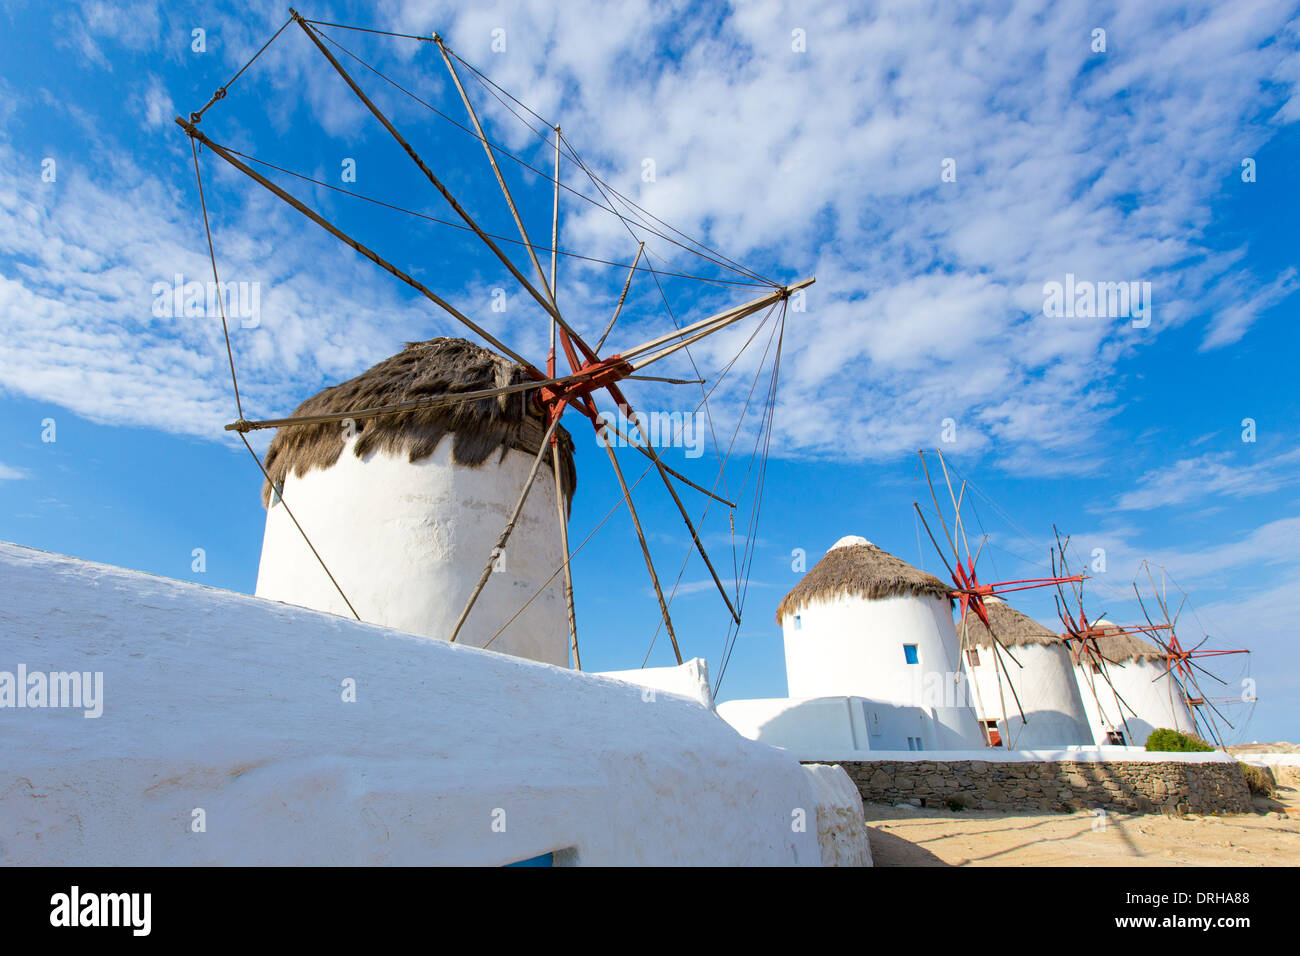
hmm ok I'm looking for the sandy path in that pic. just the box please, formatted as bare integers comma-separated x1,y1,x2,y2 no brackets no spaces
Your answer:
864,805,1298,866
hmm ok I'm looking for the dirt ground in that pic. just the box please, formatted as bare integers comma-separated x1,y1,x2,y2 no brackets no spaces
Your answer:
865,749,1300,866
864,805,1298,866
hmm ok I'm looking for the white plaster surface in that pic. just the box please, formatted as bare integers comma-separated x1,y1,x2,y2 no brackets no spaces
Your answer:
965,641,1092,748
802,763,872,867
255,439,569,666
595,658,714,708
0,542,842,866
1074,655,1197,747
787,747,1237,764
1235,753,1300,768
717,695,983,755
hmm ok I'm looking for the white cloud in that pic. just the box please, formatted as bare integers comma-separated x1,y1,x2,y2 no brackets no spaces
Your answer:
0,462,29,480
1,0,1297,476
1113,449,1300,511
135,74,175,130
1201,267,1300,349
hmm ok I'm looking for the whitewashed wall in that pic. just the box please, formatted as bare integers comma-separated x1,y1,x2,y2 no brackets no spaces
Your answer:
964,641,1092,748
595,658,714,707
717,695,983,756
0,543,867,866
780,592,985,748
1074,656,1198,747
256,437,569,666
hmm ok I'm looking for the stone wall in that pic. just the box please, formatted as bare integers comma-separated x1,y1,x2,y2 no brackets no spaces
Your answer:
820,759,1253,815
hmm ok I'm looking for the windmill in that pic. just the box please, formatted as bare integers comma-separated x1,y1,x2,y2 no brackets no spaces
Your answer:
1048,528,1207,746
176,11,810,670
912,449,1084,747
1132,561,1253,748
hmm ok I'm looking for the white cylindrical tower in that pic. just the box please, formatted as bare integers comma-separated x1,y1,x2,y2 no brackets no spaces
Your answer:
1071,621,1197,747
775,536,985,749
957,596,1091,748
254,338,576,666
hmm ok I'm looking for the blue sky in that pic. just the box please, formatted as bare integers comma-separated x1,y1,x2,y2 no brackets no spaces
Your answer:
1,1,1297,743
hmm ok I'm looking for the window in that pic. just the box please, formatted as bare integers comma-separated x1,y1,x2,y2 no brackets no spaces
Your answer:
1105,730,1126,746
906,736,923,751
793,614,802,630
966,648,981,667
981,719,1002,748
903,644,919,665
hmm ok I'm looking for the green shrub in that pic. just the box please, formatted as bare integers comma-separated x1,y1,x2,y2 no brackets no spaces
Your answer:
1239,762,1276,798
1145,728,1215,753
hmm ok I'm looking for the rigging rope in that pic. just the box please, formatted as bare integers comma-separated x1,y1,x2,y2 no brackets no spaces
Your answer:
556,128,734,496
308,25,775,287
216,145,767,288
191,16,294,123
714,303,787,694
642,300,784,666
188,136,361,621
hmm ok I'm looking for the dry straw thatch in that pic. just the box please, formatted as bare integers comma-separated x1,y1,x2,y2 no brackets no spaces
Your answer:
958,596,1064,648
261,337,576,507
1070,620,1167,664
776,541,950,623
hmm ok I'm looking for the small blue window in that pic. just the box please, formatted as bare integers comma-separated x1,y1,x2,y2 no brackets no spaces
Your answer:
505,852,554,867
903,644,919,665
794,614,802,630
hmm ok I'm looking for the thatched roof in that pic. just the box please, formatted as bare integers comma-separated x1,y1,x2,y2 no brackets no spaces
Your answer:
958,596,1063,648
775,537,950,623
1070,619,1167,664
260,337,576,507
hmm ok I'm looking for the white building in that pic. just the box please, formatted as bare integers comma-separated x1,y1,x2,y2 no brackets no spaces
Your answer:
1072,621,1196,747
254,338,574,666
717,535,985,753
957,596,1091,748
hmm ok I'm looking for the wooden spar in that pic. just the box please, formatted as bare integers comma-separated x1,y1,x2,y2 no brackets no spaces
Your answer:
447,413,565,644
628,413,740,624
936,449,974,563
224,367,606,433
545,131,579,670
626,374,704,384
617,277,813,363
552,441,579,669
435,36,556,308
596,242,644,352
293,16,602,362
627,298,782,372
598,421,683,664
918,450,961,562
176,118,538,373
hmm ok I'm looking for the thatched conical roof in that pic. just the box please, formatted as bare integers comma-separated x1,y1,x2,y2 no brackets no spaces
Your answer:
957,596,1063,648
775,536,950,623
260,337,576,507
1070,619,1167,664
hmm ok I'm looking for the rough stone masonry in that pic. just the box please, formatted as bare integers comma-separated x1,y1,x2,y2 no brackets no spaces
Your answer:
817,759,1252,815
